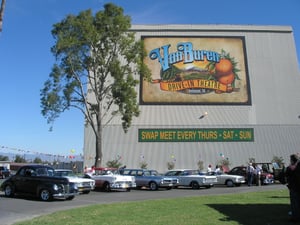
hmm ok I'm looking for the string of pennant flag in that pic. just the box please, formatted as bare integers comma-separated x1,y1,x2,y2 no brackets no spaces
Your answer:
0,145,83,160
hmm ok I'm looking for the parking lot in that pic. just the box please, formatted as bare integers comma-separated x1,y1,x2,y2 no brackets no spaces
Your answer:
0,183,285,225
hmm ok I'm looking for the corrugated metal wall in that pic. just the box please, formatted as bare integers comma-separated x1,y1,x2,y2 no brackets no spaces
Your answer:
84,25,300,172
84,124,300,173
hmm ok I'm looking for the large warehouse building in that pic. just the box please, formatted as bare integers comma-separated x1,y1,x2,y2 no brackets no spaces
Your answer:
84,24,300,172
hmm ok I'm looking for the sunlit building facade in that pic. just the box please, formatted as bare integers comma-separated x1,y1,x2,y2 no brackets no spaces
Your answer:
84,24,300,172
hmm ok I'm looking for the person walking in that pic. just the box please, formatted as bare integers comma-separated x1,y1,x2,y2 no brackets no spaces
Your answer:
285,154,300,222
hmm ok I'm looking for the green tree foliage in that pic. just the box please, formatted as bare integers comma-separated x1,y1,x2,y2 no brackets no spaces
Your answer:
40,3,150,167
139,161,148,169
197,160,204,170
167,161,175,170
14,154,27,163
33,157,43,164
0,154,9,161
217,158,230,167
106,159,122,168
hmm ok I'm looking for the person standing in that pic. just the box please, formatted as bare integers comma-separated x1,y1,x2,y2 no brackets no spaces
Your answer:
215,165,221,173
285,154,300,222
247,163,255,186
207,164,212,172
254,164,262,186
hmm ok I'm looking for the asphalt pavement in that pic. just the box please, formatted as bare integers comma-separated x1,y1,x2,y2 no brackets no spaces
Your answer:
0,183,286,225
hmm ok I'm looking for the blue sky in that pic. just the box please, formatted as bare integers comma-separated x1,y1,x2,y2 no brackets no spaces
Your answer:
0,0,299,158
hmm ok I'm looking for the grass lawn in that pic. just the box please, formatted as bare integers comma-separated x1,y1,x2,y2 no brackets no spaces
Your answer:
14,189,290,225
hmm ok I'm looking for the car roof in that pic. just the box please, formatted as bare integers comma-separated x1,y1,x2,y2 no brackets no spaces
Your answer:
21,164,53,168
167,169,198,171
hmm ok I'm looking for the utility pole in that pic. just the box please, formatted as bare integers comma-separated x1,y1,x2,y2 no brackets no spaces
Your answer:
0,0,6,32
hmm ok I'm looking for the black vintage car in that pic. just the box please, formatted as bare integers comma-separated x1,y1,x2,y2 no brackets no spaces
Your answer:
0,164,78,201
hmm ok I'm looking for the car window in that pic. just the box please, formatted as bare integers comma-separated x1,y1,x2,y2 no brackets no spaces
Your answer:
18,168,26,176
55,171,73,177
143,171,151,176
151,170,158,176
137,171,143,176
36,168,49,176
193,170,201,175
122,170,131,175
35,167,55,176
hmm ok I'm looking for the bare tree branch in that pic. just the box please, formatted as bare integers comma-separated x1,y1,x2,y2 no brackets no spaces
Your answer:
0,0,6,32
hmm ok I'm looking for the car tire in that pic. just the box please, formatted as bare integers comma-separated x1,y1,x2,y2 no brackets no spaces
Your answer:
4,184,15,197
103,182,111,192
226,180,234,187
39,189,53,201
82,190,90,194
66,196,75,200
149,181,158,191
191,181,200,189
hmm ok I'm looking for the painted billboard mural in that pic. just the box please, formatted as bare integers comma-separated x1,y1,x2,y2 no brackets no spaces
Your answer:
141,37,251,105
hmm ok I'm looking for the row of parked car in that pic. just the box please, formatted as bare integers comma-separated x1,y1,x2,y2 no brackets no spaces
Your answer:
0,163,276,201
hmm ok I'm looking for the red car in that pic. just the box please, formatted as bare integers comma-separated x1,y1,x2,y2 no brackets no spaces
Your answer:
227,166,274,185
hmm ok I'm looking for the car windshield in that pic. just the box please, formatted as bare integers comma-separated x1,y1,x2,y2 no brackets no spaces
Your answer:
40,168,55,176
55,170,75,177
96,170,117,175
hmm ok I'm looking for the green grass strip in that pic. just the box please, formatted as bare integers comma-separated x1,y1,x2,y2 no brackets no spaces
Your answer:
14,189,290,225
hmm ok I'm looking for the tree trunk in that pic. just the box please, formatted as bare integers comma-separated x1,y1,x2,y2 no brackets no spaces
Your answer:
94,113,103,167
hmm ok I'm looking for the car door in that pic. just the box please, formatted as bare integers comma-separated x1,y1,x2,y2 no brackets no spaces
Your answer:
22,168,39,195
13,167,36,194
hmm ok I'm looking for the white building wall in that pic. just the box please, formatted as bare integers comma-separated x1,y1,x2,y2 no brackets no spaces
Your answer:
84,25,300,172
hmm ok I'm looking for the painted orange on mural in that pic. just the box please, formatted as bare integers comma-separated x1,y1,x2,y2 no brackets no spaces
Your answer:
217,72,235,85
215,58,233,76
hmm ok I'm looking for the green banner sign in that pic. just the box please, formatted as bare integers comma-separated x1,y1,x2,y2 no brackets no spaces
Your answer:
138,128,254,142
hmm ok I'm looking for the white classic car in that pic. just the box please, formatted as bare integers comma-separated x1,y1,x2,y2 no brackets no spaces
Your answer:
84,167,136,192
54,169,95,194
207,171,246,187
164,169,217,189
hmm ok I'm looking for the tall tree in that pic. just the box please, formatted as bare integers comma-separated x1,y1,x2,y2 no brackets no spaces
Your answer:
40,3,150,167
0,0,6,32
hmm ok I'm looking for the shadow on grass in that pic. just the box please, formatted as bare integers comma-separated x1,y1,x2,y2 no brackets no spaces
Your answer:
207,203,290,225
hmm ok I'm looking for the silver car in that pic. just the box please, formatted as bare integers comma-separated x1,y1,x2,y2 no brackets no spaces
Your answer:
120,169,178,190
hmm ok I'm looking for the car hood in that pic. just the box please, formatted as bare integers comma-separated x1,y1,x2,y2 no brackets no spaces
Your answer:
64,176,94,183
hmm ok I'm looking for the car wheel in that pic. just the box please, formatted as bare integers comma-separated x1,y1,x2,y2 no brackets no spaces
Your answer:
39,189,53,201
126,188,131,192
4,184,15,197
103,182,111,192
149,182,158,191
226,180,234,187
191,181,200,189
82,190,90,194
67,196,75,200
